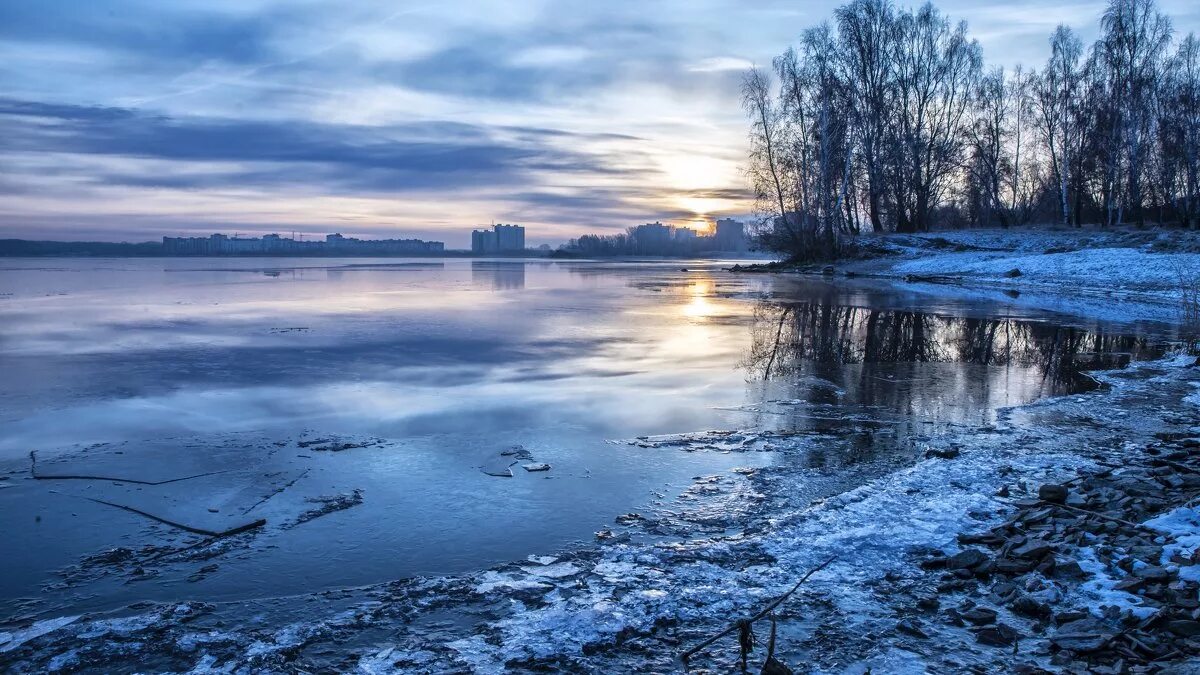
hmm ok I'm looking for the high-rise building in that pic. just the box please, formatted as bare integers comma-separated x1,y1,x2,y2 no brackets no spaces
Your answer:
472,224,525,254
714,218,747,251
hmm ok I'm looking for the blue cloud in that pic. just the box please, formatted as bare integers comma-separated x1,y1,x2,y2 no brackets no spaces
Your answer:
0,98,628,193
0,1,275,63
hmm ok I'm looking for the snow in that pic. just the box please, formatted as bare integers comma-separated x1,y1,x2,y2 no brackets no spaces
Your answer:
0,615,79,653
893,247,1200,295
1145,505,1200,582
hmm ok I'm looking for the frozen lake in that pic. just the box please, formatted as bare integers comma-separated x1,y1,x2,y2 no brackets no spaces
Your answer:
0,258,1168,622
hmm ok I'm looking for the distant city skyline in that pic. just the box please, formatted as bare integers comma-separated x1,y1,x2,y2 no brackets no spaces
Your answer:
2,1,1198,246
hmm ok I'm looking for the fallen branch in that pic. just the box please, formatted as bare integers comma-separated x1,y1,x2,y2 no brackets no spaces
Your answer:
30,450,228,486
85,497,266,538
680,555,837,667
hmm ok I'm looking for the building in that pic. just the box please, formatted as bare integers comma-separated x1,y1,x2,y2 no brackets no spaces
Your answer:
631,222,673,254
471,224,525,254
714,218,747,251
162,232,443,255
674,227,697,241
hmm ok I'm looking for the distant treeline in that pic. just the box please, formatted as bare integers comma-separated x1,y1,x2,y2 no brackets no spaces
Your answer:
746,0,1200,260
0,239,164,256
0,239,493,257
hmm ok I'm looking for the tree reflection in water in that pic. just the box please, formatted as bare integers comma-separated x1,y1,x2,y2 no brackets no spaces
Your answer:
741,299,1161,467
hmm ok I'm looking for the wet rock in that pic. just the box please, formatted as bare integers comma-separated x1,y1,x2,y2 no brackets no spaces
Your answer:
1012,539,1055,560
916,594,941,611
897,617,929,638
1038,484,1069,504
1166,620,1200,637
1134,565,1173,582
1010,594,1051,619
1050,631,1111,653
975,623,1020,647
993,559,1036,575
522,463,551,472
946,549,989,570
926,446,961,460
961,607,998,626
1054,560,1087,579
1003,268,1023,278
1054,610,1089,625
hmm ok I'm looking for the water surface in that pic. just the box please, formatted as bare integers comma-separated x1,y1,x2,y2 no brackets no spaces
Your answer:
0,257,1168,619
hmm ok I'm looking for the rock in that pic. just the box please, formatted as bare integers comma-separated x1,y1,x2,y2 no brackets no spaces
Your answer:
993,559,1036,575
961,607,998,625
1134,565,1172,581
946,549,989,570
975,623,1020,647
1051,619,1113,652
1166,619,1200,637
1054,560,1087,579
1010,594,1051,619
1050,631,1110,653
1013,540,1055,560
822,265,835,275
522,463,551,472
896,618,929,638
916,594,940,611
926,446,961,460
1003,268,1023,278
1037,484,1068,503
1054,610,1089,625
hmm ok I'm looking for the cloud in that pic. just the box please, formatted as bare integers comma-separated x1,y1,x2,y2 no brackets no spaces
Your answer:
0,97,630,194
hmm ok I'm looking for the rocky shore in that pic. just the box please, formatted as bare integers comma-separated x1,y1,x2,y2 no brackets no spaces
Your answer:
905,430,1200,673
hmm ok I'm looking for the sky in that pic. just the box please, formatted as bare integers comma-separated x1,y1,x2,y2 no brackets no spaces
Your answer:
2,1,1198,248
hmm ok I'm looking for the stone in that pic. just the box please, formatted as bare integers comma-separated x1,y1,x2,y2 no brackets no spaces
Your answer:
1010,594,1051,619
961,607,998,625
522,463,551,472
1013,540,1055,560
1050,632,1110,652
1054,560,1087,579
993,559,1036,575
975,623,1020,647
946,549,989,570
1166,619,1200,637
1134,565,1172,581
1038,484,1068,503
896,618,929,638
916,594,940,611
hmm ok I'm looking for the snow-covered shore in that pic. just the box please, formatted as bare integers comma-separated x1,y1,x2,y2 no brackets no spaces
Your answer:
841,228,1200,325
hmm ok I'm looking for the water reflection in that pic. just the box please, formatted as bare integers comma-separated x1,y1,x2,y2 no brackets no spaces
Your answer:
742,299,1162,444
472,260,526,290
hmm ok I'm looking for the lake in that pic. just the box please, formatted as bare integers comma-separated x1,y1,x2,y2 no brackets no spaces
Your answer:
0,257,1168,621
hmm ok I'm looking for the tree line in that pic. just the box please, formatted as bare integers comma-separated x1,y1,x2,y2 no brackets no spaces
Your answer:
744,0,1200,260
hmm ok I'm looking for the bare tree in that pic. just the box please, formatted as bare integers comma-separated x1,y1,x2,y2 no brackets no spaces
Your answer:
743,68,803,254
888,3,982,232
1099,0,1173,226
836,0,898,233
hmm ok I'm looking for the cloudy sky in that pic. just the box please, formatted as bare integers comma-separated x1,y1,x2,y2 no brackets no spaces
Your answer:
2,1,1198,247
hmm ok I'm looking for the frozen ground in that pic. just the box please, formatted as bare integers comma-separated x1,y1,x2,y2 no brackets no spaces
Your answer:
842,228,1200,324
